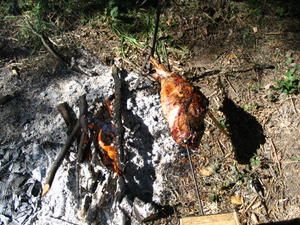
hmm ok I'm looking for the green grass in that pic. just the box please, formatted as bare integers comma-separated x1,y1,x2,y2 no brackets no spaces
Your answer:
290,156,300,162
273,64,300,95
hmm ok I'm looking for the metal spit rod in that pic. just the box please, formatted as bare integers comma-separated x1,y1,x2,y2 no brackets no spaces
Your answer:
185,146,204,216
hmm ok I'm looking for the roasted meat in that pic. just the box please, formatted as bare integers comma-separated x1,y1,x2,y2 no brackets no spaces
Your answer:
150,58,209,148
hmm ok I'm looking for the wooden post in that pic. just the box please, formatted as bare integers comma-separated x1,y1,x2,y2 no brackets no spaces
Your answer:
180,212,240,225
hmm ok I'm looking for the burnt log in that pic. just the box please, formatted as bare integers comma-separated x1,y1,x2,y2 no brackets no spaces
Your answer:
111,66,125,167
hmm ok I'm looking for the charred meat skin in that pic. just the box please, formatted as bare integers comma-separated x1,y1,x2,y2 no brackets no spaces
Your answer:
150,58,208,148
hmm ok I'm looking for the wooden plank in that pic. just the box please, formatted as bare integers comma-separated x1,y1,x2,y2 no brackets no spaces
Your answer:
180,212,240,225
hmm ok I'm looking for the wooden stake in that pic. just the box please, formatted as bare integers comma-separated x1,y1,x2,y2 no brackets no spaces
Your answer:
180,212,240,225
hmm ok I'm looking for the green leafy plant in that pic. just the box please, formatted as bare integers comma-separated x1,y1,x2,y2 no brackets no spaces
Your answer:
219,118,227,129
243,103,259,112
250,154,261,167
209,193,220,203
273,65,300,95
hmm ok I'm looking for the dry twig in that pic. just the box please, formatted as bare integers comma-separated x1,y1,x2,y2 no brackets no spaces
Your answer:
25,19,69,65
270,138,282,176
224,75,238,96
207,110,230,139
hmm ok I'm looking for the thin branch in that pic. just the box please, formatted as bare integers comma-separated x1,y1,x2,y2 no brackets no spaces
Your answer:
42,120,80,196
76,94,89,207
207,110,230,138
270,138,282,176
224,75,238,96
25,19,69,65
25,19,92,76
56,102,77,135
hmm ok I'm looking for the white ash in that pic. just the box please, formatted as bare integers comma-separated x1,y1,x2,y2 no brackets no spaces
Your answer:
0,51,180,225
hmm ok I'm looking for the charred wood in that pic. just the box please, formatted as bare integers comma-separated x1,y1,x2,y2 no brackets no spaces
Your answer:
78,94,89,163
111,66,125,167
42,120,80,196
56,102,77,135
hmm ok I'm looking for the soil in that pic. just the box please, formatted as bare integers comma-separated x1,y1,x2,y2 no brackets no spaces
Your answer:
1,1,300,225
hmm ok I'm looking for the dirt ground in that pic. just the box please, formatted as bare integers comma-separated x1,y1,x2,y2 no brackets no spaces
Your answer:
1,1,299,225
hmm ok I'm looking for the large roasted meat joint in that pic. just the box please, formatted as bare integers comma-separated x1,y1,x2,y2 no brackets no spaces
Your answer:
150,58,209,148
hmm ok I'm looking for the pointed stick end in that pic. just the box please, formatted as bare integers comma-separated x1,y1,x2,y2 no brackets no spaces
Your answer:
42,184,50,197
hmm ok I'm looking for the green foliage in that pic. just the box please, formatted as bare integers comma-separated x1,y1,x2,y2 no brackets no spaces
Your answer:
1,0,158,49
250,154,261,167
219,118,227,129
243,102,259,112
275,6,287,17
209,193,220,203
290,156,300,162
273,65,300,95
246,0,263,16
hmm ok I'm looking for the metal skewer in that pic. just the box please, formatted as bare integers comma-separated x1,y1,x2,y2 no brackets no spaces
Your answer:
185,146,204,215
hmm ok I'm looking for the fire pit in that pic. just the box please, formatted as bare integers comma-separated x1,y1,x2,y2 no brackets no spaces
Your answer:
0,50,179,225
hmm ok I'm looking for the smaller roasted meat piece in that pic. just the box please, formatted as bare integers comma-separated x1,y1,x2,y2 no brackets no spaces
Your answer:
150,58,209,148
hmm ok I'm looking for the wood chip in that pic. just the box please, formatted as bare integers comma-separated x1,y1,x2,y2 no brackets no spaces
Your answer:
251,213,259,224
230,195,244,205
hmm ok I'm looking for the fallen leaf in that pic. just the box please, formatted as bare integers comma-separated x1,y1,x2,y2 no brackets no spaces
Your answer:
199,166,214,177
230,195,244,205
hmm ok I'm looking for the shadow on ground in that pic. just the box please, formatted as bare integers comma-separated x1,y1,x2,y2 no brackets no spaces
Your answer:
261,218,300,225
220,97,266,164
121,70,156,203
